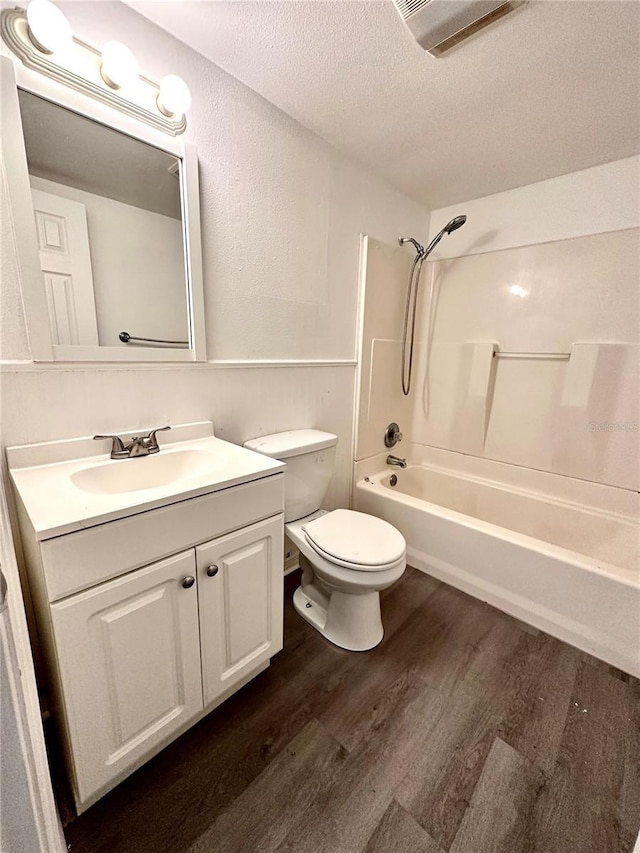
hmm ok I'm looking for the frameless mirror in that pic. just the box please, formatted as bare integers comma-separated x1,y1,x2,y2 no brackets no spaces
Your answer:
18,90,191,353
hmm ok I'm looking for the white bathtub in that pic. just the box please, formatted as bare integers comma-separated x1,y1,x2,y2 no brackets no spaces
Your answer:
354,453,640,677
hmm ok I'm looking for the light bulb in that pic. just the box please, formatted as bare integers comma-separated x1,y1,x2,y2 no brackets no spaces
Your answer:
157,75,192,117
26,0,72,55
100,41,138,89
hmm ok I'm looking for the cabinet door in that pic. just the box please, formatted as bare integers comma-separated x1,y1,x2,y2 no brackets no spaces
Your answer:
196,515,283,707
51,550,203,806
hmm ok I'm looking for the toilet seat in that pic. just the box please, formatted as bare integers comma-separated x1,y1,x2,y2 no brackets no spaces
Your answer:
306,538,406,573
303,509,406,572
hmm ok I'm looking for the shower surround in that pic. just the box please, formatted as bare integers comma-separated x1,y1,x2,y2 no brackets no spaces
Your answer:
354,168,639,672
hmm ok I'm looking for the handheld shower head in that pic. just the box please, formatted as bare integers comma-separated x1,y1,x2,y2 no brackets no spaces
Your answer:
423,213,467,257
445,215,467,234
399,215,467,260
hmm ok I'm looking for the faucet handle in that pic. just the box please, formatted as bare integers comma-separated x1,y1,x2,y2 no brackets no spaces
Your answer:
141,425,171,453
384,422,403,448
93,434,127,459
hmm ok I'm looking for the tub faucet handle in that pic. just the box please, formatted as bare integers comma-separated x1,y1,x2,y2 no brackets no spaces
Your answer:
384,422,403,448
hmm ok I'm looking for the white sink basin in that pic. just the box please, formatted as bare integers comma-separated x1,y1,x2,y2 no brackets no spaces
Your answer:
70,449,217,494
7,423,286,540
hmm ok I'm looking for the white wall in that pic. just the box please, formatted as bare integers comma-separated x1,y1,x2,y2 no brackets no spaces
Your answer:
0,163,30,363
427,156,640,260
0,1,428,511
354,237,414,461
0,611,42,853
51,1,429,364
30,176,188,347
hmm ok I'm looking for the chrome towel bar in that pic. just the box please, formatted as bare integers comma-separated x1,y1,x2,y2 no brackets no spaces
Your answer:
493,351,570,360
119,331,189,346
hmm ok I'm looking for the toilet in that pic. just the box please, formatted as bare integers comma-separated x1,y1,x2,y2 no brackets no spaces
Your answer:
243,430,406,651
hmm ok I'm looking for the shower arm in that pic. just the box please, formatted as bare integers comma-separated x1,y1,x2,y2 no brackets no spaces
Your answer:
398,236,425,255
399,228,445,261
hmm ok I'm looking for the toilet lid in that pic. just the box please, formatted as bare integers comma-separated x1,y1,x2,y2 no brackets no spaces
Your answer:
303,509,406,568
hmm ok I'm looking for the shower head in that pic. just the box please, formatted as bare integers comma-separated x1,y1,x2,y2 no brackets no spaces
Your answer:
399,214,466,260
445,215,467,234
423,213,467,257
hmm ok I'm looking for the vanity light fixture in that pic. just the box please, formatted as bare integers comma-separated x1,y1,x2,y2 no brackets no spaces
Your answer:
100,40,139,90
1,2,190,135
157,74,192,118
25,0,71,55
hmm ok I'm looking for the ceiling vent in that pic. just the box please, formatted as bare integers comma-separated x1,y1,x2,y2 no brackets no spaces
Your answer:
392,0,524,56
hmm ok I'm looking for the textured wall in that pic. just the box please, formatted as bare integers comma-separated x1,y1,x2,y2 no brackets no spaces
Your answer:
50,1,429,363
0,1,428,511
0,167,30,362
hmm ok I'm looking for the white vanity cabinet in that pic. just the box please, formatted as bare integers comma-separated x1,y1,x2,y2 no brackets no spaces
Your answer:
50,549,204,804
196,517,284,707
13,464,285,813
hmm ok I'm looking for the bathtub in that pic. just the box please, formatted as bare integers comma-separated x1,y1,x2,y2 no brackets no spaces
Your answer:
354,452,640,677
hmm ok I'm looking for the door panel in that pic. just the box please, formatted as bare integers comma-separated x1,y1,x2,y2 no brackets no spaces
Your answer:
224,541,270,668
43,272,77,345
51,550,202,805
31,186,99,346
196,516,283,707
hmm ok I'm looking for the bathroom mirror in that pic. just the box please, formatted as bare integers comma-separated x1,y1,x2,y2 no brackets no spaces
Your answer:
1,57,205,362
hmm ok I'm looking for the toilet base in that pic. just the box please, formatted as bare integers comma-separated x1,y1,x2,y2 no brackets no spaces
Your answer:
293,584,384,652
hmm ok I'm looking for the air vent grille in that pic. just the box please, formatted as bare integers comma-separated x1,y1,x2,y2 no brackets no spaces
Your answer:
392,0,523,56
393,0,432,23
430,2,521,56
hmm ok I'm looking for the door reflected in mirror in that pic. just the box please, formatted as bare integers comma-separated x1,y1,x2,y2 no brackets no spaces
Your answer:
18,90,190,350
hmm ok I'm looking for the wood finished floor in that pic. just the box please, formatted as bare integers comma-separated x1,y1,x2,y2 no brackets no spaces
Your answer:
63,568,640,853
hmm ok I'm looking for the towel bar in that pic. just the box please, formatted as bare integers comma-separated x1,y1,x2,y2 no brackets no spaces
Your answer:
119,331,189,347
493,351,570,360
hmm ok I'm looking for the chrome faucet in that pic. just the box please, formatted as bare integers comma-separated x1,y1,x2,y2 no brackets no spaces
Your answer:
386,454,407,469
94,426,171,459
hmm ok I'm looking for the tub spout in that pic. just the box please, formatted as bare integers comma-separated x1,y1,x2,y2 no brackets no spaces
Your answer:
387,455,407,469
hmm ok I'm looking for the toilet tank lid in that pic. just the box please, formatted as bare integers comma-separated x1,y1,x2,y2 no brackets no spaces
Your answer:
243,429,337,459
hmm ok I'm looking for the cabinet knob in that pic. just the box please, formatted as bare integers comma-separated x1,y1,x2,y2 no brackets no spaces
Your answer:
206,565,219,578
182,576,195,589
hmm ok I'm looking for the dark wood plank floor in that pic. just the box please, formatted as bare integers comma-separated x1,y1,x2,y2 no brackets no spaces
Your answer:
62,568,640,853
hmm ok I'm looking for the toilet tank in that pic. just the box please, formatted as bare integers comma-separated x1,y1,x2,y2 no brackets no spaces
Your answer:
243,430,337,522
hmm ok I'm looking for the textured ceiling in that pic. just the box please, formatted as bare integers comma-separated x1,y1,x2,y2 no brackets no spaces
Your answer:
128,0,640,209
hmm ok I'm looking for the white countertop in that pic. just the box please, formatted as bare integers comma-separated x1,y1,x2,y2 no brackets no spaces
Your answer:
8,424,284,541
